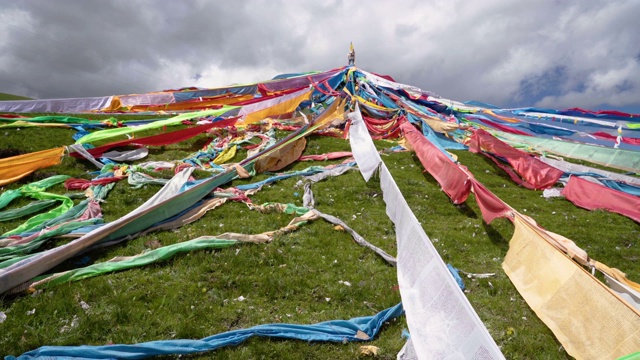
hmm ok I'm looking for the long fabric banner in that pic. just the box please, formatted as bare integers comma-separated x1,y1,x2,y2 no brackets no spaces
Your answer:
8,304,403,359
348,105,504,359
259,69,342,92
0,96,113,113
539,157,640,186
0,99,346,294
0,147,65,186
399,121,471,204
467,129,564,190
402,111,640,358
562,175,640,223
0,168,233,294
118,92,176,108
238,87,312,124
491,130,640,173
75,107,238,144
503,213,640,359
69,121,232,158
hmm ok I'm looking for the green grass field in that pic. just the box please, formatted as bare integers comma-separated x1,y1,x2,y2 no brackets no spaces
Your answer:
0,93,32,101
0,115,638,359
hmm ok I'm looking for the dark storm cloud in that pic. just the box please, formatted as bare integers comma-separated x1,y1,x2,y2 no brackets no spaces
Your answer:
0,0,639,112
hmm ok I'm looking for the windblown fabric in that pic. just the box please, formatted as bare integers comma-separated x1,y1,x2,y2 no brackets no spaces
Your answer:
173,85,257,102
398,103,640,358
1,175,74,237
1,191,74,237
8,303,403,360
0,100,346,294
30,238,238,288
67,144,104,168
0,168,234,294
234,167,324,191
2,61,639,360
0,175,68,210
539,157,640,186
259,69,341,92
117,92,176,108
238,87,312,124
359,69,424,97
101,147,149,162
491,130,640,173
0,121,72,128
503,213,640,359
469,179,512,224
0,199,57,222
400,120,471,204
64,176,124,191
127,172,169,189
69,121,231,159
137,197,227,236
0,96,112,113
349,106,504,359
75,107,238,144
211,145,237,165
33,205,313,286
347,106,381,181
562,175,640,223
467,129,564,190
0,147,65,186
0,199,105,262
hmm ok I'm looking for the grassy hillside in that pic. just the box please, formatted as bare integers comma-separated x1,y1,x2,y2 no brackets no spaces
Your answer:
0,92,32,101
0,115,638,359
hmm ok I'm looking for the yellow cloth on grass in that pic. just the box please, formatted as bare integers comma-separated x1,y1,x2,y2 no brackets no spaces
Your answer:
213,146,237,165
0,147,65,186
503,213,640,359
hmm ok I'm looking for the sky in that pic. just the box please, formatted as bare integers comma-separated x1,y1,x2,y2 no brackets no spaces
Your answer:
1,0,639,112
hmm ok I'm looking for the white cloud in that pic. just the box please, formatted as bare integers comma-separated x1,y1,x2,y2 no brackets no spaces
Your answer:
0,0,637,111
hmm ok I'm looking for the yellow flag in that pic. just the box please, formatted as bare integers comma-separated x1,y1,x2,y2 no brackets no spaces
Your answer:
503,213,640,359
0,147,65,186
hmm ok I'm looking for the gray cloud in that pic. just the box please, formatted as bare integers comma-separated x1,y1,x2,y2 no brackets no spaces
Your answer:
0,0,638,112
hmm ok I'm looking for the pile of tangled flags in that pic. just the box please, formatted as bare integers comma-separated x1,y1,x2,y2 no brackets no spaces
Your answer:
0,64,639,359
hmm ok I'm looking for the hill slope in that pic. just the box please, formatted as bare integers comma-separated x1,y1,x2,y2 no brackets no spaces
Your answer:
0,92,32,101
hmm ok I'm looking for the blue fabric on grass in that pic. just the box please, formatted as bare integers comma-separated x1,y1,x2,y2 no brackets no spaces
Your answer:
9,303,404,360
447,264,466,291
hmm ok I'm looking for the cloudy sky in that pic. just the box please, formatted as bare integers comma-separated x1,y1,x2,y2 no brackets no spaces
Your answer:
1,0,639,112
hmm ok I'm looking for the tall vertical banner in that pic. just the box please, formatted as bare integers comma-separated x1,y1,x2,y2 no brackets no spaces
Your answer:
348,105,504,359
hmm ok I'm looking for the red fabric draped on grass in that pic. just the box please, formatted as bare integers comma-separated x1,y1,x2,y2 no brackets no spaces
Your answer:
467,129,563,190
562,176,640,223
400,121,471,204
69,118,238,158
401,120,512,223
470,179,512,224
64,176,124,190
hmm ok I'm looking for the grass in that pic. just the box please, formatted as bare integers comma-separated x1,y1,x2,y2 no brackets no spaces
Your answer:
0,93,32,101
0,115,638,359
